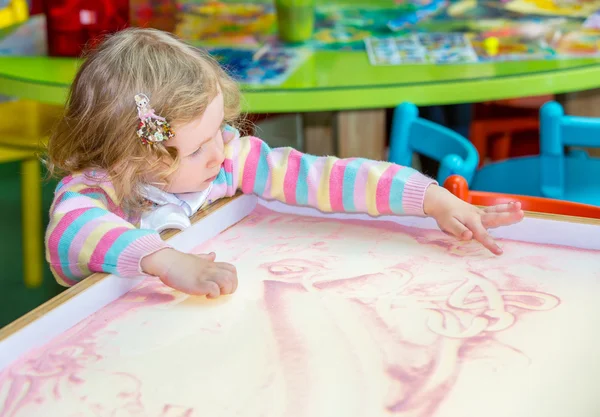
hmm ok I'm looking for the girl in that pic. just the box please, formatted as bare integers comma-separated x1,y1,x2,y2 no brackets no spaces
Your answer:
45,28,523,298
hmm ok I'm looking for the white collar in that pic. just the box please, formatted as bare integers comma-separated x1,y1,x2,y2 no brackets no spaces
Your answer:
139,183,213,232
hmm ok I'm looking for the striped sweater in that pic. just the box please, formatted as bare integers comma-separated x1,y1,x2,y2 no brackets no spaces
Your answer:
45,125,436,286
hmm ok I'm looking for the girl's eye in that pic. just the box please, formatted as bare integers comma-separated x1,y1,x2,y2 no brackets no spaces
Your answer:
190,146,202,157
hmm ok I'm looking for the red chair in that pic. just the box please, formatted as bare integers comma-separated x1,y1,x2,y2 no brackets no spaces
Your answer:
470,96,551,167
443,175,600,219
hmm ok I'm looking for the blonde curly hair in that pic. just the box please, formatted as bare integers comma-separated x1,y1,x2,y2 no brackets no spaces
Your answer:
46,27,243,214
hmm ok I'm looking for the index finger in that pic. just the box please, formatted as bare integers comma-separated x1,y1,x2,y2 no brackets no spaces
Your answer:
465,216,503,255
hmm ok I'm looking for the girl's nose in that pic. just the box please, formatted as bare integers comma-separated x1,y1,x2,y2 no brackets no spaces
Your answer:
206,141,224,169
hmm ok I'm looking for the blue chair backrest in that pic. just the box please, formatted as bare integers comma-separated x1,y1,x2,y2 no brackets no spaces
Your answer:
540,101,600,199
389,102,479,184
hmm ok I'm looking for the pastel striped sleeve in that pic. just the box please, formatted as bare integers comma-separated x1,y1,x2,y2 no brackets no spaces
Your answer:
45,176,169,286
207,131,436,217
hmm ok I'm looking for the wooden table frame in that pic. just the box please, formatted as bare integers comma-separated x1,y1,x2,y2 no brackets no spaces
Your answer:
0,195,239,342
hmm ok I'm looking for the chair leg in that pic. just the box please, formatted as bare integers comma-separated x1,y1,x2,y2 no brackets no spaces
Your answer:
469,121,488,167
491,132,512,161
21,158,43,288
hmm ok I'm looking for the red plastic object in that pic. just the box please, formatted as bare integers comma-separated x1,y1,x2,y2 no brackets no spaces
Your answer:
44,0,129,57
30,0,45,15
470,116,539,166
130,0,178,32
470,97,551,167
444,175,600,219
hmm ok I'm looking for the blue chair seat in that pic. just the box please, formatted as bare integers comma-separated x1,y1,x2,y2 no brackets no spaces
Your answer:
472,155,600,206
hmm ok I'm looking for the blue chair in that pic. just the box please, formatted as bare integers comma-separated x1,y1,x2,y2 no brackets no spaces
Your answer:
472,101,600,206
389,102,479,184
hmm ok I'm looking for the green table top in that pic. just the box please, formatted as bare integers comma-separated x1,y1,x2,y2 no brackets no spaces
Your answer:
2,54,600,113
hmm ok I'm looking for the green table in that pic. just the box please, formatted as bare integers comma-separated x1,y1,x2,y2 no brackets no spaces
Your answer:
2,54,600,159
2,55,600,112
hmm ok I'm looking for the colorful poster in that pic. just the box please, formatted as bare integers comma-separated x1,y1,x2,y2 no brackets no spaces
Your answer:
365,33,478,65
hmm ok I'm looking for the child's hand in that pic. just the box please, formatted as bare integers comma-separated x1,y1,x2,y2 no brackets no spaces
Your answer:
423,184,524,255
141,248,238,298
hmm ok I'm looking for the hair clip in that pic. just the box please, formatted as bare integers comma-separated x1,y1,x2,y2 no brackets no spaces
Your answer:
134,93,174,145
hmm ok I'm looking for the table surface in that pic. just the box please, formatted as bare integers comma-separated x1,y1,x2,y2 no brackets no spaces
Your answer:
4,0,600,113
0,197,598,343
4,0,600,111
2,53,600,113
1,196,599,417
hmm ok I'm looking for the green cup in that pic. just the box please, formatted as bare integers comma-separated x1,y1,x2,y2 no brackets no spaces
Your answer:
275,0,315,44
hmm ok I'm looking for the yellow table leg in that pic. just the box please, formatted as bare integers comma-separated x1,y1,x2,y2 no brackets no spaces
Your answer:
21,158,43,288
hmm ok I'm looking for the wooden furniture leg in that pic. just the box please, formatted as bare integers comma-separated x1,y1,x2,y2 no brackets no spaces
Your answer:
337,109,386,160
303,112,335,156
557,90,600,157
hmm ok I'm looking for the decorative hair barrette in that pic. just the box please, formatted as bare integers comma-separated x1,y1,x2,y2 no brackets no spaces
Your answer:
134,93,174,145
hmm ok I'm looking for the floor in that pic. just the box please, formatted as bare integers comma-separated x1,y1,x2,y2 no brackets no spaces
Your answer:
0,161,64,328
